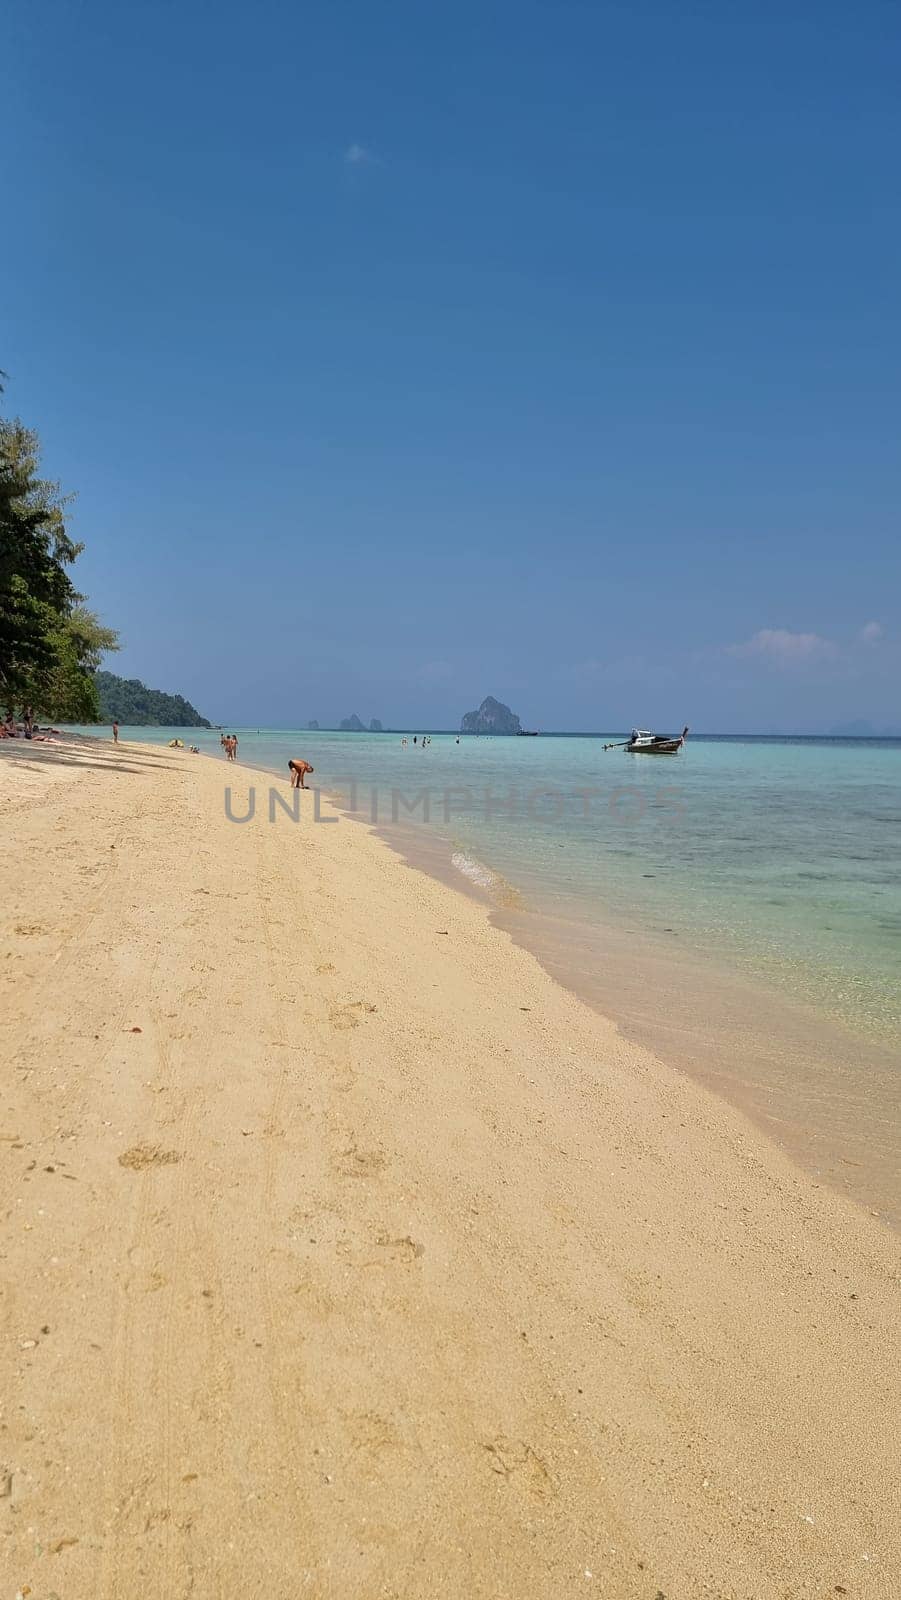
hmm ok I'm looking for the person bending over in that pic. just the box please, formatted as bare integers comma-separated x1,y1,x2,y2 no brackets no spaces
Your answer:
288,758,314,789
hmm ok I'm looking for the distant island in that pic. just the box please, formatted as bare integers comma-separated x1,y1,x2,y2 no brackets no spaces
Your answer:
339,714,383,732
94,671,211,727
460,695,521,735
369,718,383,732
307,719,320,730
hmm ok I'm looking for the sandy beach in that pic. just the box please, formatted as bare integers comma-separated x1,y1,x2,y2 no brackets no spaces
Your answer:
1,736,898,1600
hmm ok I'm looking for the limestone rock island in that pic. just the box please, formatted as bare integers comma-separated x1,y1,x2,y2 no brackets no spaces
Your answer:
460,696,522,735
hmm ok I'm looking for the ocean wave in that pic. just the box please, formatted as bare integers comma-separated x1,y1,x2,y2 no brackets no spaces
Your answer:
450,850,498,890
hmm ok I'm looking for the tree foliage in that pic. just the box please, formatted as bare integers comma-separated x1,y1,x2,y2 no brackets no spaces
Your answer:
44,610,122,721
0,399,118,717
94,671,210,727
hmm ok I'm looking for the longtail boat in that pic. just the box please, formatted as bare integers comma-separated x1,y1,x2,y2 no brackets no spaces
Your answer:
604,725,689,755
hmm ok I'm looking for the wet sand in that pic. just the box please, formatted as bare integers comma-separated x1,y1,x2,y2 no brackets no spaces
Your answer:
319,795,900,1228
371,816,901,1227
1,736,898,1599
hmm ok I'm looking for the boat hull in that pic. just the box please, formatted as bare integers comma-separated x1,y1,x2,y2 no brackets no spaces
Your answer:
626,741,684,755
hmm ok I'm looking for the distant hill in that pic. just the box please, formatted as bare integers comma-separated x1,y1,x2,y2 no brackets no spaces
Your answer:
94,671,211,727
340,714,366,731
307,719,320,730
460,695,521,735
369,718,383,732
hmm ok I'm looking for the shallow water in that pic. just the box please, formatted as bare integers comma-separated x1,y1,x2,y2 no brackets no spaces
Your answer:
97,726,901,1040
73,725,901,1218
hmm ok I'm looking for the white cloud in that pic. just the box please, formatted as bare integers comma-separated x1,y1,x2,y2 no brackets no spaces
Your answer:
559,653,654,685
560,658,605,684
344,142,375,165
860,620,883,644
417,660,453,686
727,628,837,666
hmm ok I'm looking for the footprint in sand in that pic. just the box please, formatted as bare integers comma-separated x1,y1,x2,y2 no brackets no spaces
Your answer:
340,1143,389,1177
348,1409,401,1459
375,1232,424,1262
13,923,46,937
316,962,336,975
483,1437,553,1497
118,1144,182,1171
329,1000,377,1031
335,1230,425,1268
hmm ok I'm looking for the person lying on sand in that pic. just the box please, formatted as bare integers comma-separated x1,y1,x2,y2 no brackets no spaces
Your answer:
288,759,314,789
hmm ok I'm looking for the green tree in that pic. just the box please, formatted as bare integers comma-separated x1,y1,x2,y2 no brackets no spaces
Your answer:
93,671,209,727
38,607,121,721
0,398,118,717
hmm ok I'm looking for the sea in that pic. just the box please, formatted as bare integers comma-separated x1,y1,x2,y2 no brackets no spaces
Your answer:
74,725,901,1222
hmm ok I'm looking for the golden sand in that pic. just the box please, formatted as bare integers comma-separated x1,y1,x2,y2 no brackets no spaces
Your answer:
1,737,897,1598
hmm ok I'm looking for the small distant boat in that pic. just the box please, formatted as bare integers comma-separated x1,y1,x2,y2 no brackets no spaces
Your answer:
517,729,539,737
604,725,689,755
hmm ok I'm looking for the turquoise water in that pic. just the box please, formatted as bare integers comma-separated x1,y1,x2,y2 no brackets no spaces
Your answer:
91,725,901,1049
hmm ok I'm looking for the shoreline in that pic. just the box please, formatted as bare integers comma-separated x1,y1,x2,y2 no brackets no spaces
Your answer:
3,734,898,1597
218,742,900,1228
374,817,901,1229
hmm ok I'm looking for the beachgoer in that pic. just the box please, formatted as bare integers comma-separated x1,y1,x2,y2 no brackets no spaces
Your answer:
288,759,314,789
112,721,119,744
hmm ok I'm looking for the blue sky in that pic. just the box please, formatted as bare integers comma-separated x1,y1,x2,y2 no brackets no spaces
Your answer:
5,0,899,730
